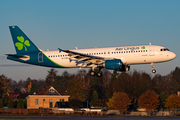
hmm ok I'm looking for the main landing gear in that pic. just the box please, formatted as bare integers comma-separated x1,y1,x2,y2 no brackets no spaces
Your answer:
90,68,102,77
151,63,156,73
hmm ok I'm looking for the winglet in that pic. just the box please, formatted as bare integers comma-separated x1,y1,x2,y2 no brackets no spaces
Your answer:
58,48,63,53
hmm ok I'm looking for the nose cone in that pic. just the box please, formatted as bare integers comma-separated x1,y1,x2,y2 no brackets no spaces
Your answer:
170,52,176,60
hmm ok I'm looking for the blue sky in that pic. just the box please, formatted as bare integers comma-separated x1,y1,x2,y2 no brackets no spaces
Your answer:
0,0,179,81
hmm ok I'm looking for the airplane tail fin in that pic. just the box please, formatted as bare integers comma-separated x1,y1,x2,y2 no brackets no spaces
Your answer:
9,26,40,54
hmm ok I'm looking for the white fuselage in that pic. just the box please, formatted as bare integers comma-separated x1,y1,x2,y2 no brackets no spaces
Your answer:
42,45,176,68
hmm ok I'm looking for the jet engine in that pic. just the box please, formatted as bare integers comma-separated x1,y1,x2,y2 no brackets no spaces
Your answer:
104,59,130,72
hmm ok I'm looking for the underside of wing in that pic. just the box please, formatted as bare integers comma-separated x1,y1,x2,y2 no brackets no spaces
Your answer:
58,48,111,68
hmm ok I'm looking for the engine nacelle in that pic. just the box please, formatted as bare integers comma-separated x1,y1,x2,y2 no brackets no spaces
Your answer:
104,59,130,72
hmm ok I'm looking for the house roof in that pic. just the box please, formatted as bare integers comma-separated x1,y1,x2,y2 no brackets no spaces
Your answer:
36,86,61,95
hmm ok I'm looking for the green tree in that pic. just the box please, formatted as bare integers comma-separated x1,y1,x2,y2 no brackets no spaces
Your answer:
30,84,37,93
90,91,98,106
45,69,57,86
88,69,107,100
108,70,118,97
13,100,18,108
17,99,25,108
172,67,180,84
106,92,117,109
7,100,14,108
0,99,4,108
67,77,87,101
159,92,168,109
53,71,71,95
23,99,27,108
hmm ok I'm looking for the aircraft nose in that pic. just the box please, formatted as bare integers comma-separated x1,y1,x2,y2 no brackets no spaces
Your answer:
170,52,176,60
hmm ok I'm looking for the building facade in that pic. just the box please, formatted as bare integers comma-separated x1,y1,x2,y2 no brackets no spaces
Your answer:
26,86,70,109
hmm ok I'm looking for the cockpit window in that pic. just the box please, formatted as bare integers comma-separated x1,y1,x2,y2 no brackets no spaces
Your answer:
160,48,170,51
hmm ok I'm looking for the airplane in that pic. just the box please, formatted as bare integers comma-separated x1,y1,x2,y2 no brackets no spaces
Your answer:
6,26,176,77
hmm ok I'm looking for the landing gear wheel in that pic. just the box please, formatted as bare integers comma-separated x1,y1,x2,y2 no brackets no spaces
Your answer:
90,71,95,76
97,71,102,77
152,69,156,73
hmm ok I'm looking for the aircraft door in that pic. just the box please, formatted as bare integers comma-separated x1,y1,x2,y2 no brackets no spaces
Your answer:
38,52,43,62
149,46,155,56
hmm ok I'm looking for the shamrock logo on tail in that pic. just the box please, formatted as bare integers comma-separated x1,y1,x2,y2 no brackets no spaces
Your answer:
15,36,30,51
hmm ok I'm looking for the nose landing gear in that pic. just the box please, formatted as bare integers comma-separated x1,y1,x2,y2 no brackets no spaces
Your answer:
151,63,156,73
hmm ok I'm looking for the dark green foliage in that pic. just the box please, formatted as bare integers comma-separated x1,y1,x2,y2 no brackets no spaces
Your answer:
7,100,14,108
88,69,108,100
45,68,57,86
23,99,27,108
17,99,25,108
53,71,72,95
90,91,98,106
172,67,180,84
0,99,3,108
108,70,118,97
159,92,168,109
67,77,87,101
30,84,37,93
13,100,18,108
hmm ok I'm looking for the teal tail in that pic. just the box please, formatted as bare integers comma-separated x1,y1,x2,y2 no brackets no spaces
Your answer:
9,26,40,54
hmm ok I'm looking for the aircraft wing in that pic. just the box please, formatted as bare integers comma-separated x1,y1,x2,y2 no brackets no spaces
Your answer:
58,48,111,67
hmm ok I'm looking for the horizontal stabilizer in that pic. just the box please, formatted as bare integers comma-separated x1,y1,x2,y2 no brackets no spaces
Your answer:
5,54,29,58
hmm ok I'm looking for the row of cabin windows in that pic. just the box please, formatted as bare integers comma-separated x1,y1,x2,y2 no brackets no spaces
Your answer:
48,50,148,58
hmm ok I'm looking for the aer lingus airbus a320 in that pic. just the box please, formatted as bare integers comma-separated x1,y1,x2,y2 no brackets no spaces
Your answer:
6,26,176,77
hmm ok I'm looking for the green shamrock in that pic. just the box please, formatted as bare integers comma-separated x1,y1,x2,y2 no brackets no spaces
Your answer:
15,36,30,51
141,46,145,49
